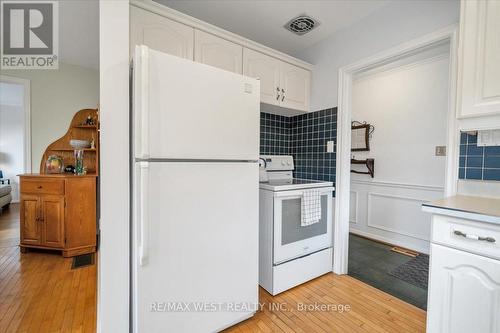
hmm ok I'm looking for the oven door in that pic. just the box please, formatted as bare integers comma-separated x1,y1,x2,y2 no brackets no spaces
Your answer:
273,187,334,265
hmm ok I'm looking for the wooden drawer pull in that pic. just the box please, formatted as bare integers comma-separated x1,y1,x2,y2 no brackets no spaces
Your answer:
454,230,496,243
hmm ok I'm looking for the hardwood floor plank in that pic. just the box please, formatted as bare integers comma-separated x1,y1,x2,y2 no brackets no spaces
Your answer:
0,205,97,333
225,274,426,333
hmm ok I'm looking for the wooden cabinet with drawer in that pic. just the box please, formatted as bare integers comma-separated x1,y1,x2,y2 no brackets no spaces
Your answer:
19,174,97,257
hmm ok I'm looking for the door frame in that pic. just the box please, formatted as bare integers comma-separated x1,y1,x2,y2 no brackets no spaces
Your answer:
0,75,32,174
333,25,459,274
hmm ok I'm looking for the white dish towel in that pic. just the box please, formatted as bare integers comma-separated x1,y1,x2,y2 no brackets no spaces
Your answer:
301,189,321,226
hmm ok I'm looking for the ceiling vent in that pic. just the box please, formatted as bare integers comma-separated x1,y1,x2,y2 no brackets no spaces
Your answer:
284,15,320,36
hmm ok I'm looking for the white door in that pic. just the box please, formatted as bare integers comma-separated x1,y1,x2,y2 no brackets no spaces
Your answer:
133,46,260,160
280,62,310,112
243,48,281,106
457,0,500,119
130,6,194,60
194,30,243,74
427,244,500,333
132,162,259,333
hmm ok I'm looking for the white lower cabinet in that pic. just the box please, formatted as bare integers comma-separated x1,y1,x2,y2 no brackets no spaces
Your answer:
427,243,500,333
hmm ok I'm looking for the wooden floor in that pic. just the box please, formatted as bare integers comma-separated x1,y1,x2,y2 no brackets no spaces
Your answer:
0,204,97,333
226,275,426,333
1,204,425,333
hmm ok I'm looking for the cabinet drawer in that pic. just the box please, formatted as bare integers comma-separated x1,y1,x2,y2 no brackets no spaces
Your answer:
432,215,500,260
21,179,65,195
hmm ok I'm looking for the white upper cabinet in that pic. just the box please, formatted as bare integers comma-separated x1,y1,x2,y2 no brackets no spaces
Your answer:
243,48,310,112
194,30,243,74
457,0,500,119
280,62,311,112
243,48,281,105
130,6,194,60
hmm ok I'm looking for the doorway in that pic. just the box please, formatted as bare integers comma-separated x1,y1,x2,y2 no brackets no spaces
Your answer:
333,27,459,307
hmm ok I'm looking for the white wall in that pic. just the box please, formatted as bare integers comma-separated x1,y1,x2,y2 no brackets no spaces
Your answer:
1,63,99,172
0,83,25,201
295,0,459,111
98,1,130,332
348,48,450,253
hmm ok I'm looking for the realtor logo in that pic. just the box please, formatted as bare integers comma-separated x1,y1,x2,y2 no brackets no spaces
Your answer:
1,1,58,69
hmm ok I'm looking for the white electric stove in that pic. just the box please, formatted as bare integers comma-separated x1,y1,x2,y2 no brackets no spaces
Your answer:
258,155,335,295
259,155,333,191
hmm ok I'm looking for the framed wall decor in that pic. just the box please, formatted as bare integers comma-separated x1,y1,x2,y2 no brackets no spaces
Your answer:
351,122,372,151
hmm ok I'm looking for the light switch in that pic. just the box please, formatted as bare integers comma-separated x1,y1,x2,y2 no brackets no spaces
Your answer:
435,146,446,156
327,140,335,153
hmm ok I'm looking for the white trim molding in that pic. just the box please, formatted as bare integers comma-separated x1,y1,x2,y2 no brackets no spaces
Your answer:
0,75,31,174
334,25,459,274
351,179,444,192
349,191,358,224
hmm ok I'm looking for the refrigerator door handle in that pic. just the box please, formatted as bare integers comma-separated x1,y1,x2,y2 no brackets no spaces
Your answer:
138,161,150,266
134,45,150,159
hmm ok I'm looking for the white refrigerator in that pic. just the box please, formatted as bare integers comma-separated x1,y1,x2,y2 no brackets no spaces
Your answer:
131,45,260,333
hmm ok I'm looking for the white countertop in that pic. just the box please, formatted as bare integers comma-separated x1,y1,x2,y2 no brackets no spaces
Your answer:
422,195,500,225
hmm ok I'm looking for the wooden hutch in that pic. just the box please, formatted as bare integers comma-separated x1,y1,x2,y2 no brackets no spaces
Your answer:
19,109,99,257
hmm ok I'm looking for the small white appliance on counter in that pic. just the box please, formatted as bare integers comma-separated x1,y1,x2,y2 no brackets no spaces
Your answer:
259,155,335,295
131,45,260,333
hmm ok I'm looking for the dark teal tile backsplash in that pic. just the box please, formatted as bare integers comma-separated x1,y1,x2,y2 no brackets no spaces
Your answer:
459,132,500,181
260,108,338,186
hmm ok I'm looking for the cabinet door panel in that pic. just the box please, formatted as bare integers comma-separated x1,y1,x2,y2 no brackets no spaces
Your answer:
130,6,194,60
458,0,500,118
41,195,64,248
427,244,500,333
280,62,310,112
194,30,242,74
243,48,280,105
20,195,41,245
65,178,96,249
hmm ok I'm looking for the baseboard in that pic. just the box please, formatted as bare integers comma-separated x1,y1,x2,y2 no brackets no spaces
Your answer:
349,229,429,254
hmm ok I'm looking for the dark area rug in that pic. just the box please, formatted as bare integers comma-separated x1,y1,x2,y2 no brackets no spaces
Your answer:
388,254,429,289
348,234,428,310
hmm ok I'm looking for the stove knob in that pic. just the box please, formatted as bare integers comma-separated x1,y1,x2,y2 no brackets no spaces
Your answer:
287,161,291,166
281,160,286,166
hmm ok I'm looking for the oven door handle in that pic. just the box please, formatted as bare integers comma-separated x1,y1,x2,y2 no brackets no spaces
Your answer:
274,187,335,198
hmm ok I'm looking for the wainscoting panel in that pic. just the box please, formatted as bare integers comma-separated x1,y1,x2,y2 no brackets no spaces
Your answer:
367,193,430,241
349,191,358,224
349,180,444,254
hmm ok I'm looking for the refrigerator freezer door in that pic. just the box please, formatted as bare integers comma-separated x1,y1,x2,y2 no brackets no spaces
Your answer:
133,45,260,161
132,161,259,333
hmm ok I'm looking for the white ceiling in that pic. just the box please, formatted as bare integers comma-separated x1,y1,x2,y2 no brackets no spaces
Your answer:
154,0,391,56
58,0,99,69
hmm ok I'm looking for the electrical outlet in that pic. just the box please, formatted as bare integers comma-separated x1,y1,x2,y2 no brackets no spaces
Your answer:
435,146,446,156
327,140,335,153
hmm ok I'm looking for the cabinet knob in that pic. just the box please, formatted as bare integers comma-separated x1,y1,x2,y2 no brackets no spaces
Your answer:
37,186,42,189
281,88,285,101
276,87,280,100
